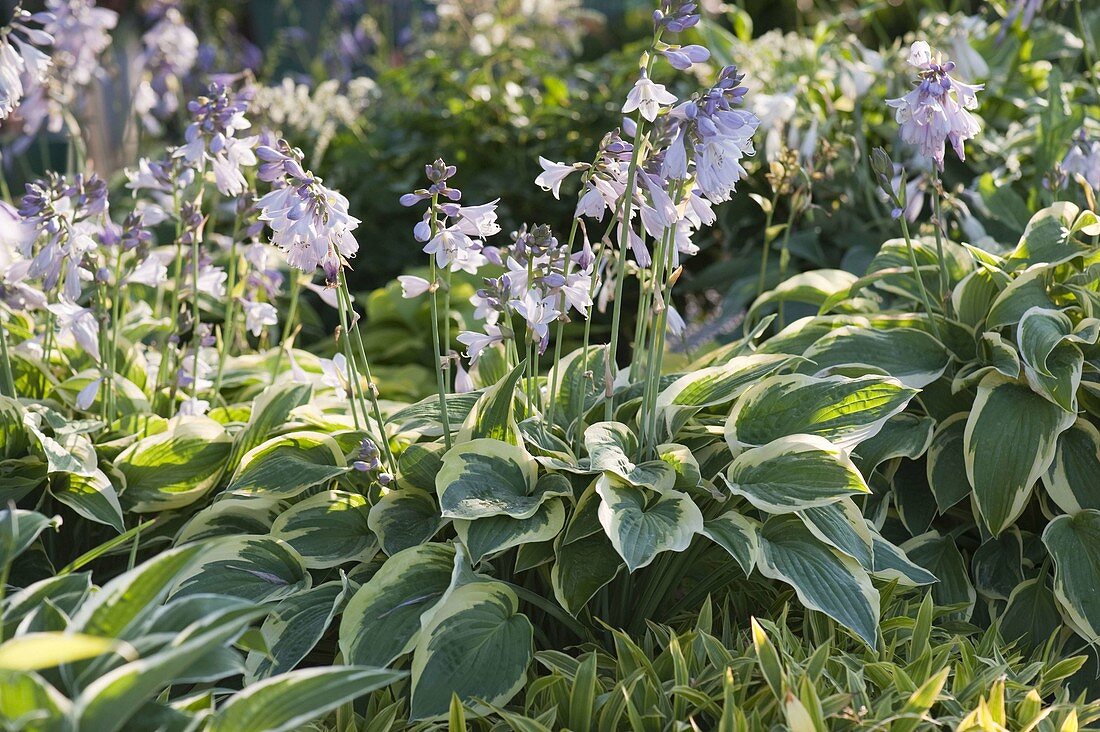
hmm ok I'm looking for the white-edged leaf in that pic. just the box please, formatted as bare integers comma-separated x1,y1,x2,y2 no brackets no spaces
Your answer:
595,474,703,572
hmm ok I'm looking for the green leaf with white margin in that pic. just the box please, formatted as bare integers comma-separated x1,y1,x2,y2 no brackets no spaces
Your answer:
952,332,1021,392
437,439,568,520
748,269,859,325
115,416,231,512
22,409,97,477
1043,510,1100,642
851,413,935,475
227,431,348,499
999,576,1061,654
53,468,124,533
457,361,526,446
1004,201,1090,271
175,497,281,544
455,498,566,564
245,580,349,681
595,474,704,572
902,532,975,620
0,670,71,727
545,346,613,429
951,266,1010,330
0,632,127,671
722,434,869,513
211,666,405,732
725,374,917,452
796,498,873,570
986,268,1054,330
368,486,443,555
551,488,623,615
409,581,533,720
269,490,377,569
655,353,794,435
964,374,1076,535
925,414,971,512
1017,307,1098,411
870,534,938,586
657,443,702,491
171,536,310,604
229,381,313,468
338,543,455,667
398,442,445,491
0,509,60,567
0,396,28,460
390,391,483,435
585,422,676,491
800,327,950,389
1043,419,1100,514
700,511,759,576
757,515,879,648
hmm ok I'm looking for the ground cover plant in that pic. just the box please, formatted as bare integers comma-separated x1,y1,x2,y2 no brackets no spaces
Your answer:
0,0,1099,729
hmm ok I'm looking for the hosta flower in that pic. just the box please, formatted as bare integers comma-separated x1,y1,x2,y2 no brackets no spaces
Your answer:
510,289,560,350
457,323,504,363
133,7,199,132
320,353,349,400
174,83,257,196
242,299,277,337
402,159,495,275
397,275,431,298
622,74,677,122
45,0,115,87
886,41,983,170
535,158,580,199
0,8,53,120
660,44,709,71
178,397,210,416
47,298,99,361
1062,131,1100,192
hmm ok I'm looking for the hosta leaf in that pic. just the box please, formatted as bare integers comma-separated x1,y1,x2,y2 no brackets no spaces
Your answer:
748,269,859,323
368,486,443,555
210,666,405,732
800,326,950,389
339,543,455,667
723,434,869,513
925,414,970,512
115,416,231,512
851,413,935,474
0,509,59,568
700,511,759,576
437,439,566,520
245,581,349,681
964,374,1075,535
3,574,90,637
595,474,703,572
0,395,28,460
0,670,70,727
269,490,377,568
951,266,1010,329
725,374,916,451
552,495,623,615
656,354,794,434
172,536,310,604
902,532,975,620
228,431,348,499
796,498,874,570
23,413,97,477
229,381,313,468
1000,577,1061,654
1043,419,1100,514
545,346,613,429
870,535,938,586
391,391,483,434
0,632,124,671
1004,202,1089,271
757,516,879,648
972,531,1025,601
585,422,676,491
409,581,533,720
457,361,526,445
53,468,124,533
1043,510,1100,642
986,269,1054,330
175,497,281,544
398,442,445,491
455,498,566,564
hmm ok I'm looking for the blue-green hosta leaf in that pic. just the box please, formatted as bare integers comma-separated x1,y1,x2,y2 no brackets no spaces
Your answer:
409,581,533,720
545,345,613,429
999,576,1061,654
851,413,935,475
457,362,526,445
655,353,794,435
368,486,443,555
115,416,231,512
53,468,124,533
925,413,970,512
175,497,281,544
870,535,937,586
398,442,445,491
171,536,310,604
0,396,27,460
700,511,759,576
2,574,90,637
245,581,349,681
584,422,676,492
0,669,70,727
657,443,702,491
552,490,623,615
1017,307,1098,411
748,269,860,324
269,490,377,569
1043,419,1100,514
725,374,917,451
211,666,405,732
437,439,567,520
952,332,1022,392
757,516,879,649
455,498,566,564
902,532,975,620
951,266,1011,329
1004,202,1090,271
864,237,970,303
0,509,60,568
964,374,1075,535
229,381,312,468
796,498,873,570
986,269,1054,330
390,391,483,435
723,434,869,513
227,431,348,499
595,474,703,572
1043,510,1100,642
971,531,1025,601
800,327,950,389
338,543,455,667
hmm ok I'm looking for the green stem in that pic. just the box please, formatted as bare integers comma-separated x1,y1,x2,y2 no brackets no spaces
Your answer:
897,216,943,341
334,277,364,431
269,269,301,382
0,308,15,398
427,194,453,449
930,168,950,301
757,192,779,297
544,216,581,431
213,216,243,401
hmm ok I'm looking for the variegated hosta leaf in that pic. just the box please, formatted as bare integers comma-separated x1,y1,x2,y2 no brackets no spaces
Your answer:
338,543,455,667
115,416,231,512
552,485,622,615
544,345,613,428
986,269,1053,330
656,353,794,435
244,580,349,681
398,442,445,491
1017,306,1099,411
0,668,70,724
227,431,347,499
964,374,1076,535
455,497,566,564
925,414,971,512
171,536,310,604
951,266,1010,330
1042,419,1100,514
409,581,533,720
747,269,860,324
457,361,526,445
863,236,970,302
971,531,1025,601
389,391,483,435
902,532,975,620
657,443,702,490
436,439,568,520
700,511,759,576
723,434,870,513
851,413,935,475
870,535,937,586
175,497,281,544
0,509,60,568
1043,510,1100,642
0,396,28,460
725,374,917,452
367,486,443,556
952,332,1021,392
1004,202,1090,271
796,498,873,570
53,468,125,533
799,326,950,389
595,474,704,572
229,381,312,468
999,576,1061,654
757,515,880,649
269,490,377,569
584,421,676,491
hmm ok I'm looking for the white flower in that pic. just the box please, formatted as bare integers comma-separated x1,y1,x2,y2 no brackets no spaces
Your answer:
454,200,501,237
398,275,432,298
242,300,278,337
457,323,504,363
178,397,210,416
510,290,560,344
534,157,578,199
622,76,677,122
47,298,99,362
320,353,349,399
1063,136,1100,192
75,377,101,410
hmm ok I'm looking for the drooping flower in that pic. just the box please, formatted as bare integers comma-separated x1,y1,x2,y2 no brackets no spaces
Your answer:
0,7,53,120
886,41,983,170
242,299,278,337
397,275,431,299
622,73,677,122
457,322,505,363
47,298,99,361
133,6,199,132
174,83,257,196
535,158,581,199
1062,131,1100,192
401,159,495,276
